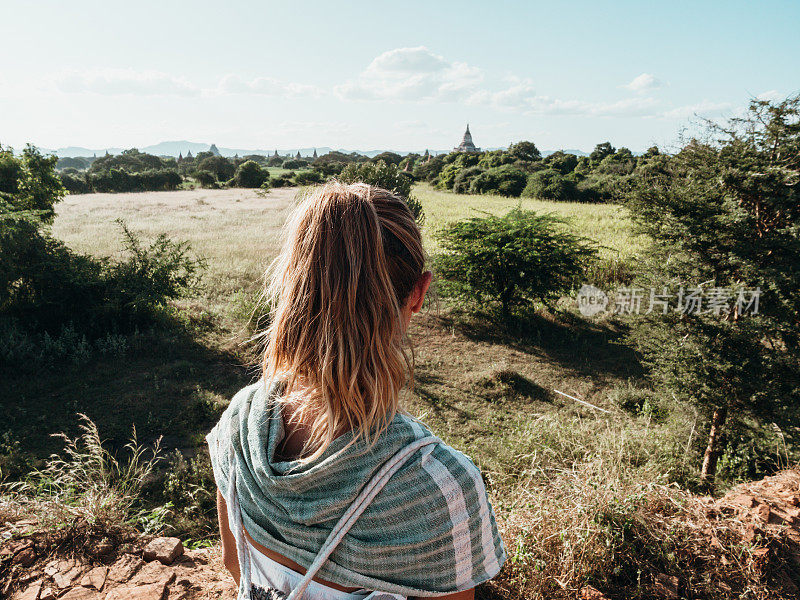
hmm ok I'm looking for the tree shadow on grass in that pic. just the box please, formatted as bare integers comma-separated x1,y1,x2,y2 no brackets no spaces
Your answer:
435,306,645,385
0,326,254,467
412,370,473,421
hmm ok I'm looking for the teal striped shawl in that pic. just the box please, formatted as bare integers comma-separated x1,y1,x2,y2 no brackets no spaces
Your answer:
206,380,506,597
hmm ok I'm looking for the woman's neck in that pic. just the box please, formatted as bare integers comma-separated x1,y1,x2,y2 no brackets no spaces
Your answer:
277,379,355,461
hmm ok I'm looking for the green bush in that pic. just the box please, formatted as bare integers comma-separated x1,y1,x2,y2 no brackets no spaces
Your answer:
1,144,205,367
270,173,296,188
469,165,528,197
59,172,92,194
338,160,424,224
453,166,484,194
282,159,309,170
293,170,324,186
233,161,269,188
522,169,579,201
543,151,579,174
193,170,217,188
197,156,234,182
434,208,597,320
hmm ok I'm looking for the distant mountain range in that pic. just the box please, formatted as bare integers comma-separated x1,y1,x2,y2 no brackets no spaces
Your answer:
40,140,591,159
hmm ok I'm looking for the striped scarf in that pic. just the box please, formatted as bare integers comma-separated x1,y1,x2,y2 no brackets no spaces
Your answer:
206,380,506,597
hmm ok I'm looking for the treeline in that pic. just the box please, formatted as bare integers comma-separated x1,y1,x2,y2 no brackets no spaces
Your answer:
412,141,658,202
54,142,654,201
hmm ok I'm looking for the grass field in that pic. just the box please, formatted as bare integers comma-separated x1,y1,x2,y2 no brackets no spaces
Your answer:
5,185,707,598
415,184,648,261
266,166,311,177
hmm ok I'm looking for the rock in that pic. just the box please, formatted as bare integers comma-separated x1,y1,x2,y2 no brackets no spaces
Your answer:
45,558,76,578
756,503,771,522
54,566,85,590
129,561,175,586
143,537,184,565
104,581,168,600
40,588,55,600
60,587,103,600
13,546,37,567
579,585,608,599
80,566,109,590
107,554,145,584
729,493,756,508
11,580,41,600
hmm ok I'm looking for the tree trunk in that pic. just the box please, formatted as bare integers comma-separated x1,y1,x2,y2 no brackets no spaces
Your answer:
700,406,728,483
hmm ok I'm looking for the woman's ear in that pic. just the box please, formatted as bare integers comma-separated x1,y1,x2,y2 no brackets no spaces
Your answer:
410,271,433,313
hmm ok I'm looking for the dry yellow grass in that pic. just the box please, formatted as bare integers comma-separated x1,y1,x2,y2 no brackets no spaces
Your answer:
52,187,298,309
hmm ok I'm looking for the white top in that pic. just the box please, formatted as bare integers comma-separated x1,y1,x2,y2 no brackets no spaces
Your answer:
245,538,377,600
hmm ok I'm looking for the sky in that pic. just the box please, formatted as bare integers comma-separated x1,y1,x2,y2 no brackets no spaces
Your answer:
0,0,798,153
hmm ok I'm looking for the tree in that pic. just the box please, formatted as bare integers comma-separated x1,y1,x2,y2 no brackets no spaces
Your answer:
338,160,424,224
469,165,528,197
0,145,65,222
626,94,800,483
522,169,578,201
233,161,269,188
198,156,235,182
434,209,596,321
507,141,541,162
590,142,615,164
370,151,403,166
543,151,578,175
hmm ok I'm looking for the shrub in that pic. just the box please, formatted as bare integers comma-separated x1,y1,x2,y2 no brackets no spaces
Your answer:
1,146,206,363
522,169,579,201
293,170,325,186
270,173,296,188
193,170,217,188
197,156,234,182
434,209,597,320
469,165,528,197
543,150,579,174
453,166,484,194
282,159,309,170
338,160,424,224
59,173,92,194
233,160,269,188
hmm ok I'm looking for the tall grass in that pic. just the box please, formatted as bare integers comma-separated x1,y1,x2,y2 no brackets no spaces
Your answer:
485,410,781,599
7,415,162,530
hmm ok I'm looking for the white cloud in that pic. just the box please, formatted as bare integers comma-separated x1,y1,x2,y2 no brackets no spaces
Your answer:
335,46,483,102
661,100,732,120
216,74,322,98
756,89,782,102
623,73,664,93
55,69,199,96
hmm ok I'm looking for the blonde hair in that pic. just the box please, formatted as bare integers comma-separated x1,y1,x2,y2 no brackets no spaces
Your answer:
262,181,425,461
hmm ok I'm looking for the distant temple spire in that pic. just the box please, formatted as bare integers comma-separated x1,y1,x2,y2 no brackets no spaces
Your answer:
209,143,220,156
313,148,318,158
295,151,301,159
186,150,193,159
274,149,279,156
454,124,480,153
178,152,183,161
